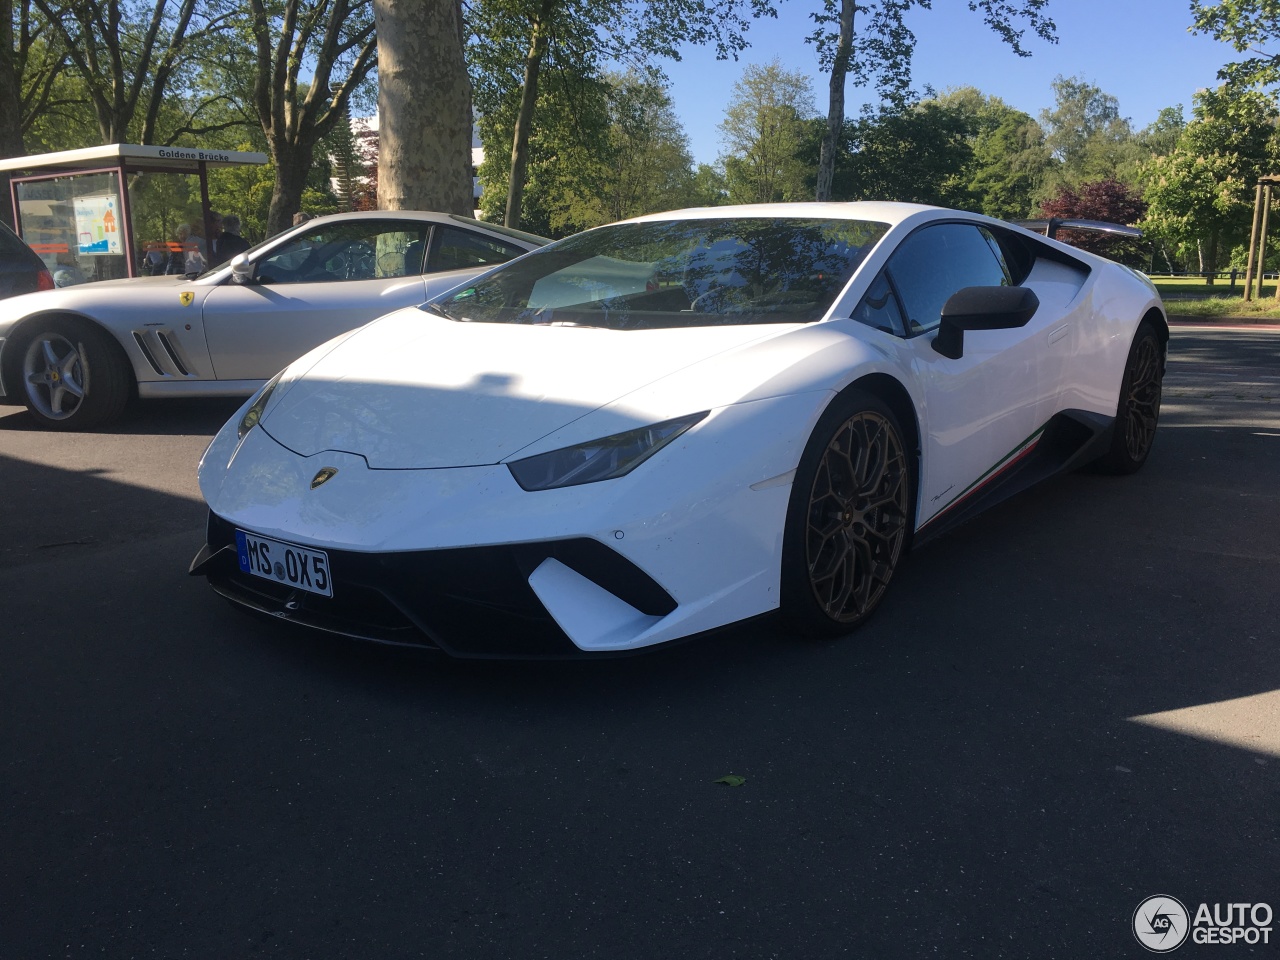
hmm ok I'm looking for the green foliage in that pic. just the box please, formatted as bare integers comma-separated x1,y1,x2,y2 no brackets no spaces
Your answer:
470,0,620,233
206,154,276,243
1134,106,1187,160
804,1,1056,201
1141,86,1280,274
719,59,817,204
561,71,700,227
1038,75,1143,194
839,98,975,207
806,0,1056,105
690,164,729,206
468,0,776,227
469,0,775,85
129,172,204,249
476,66,613,237
29,0,245,145
22,70,100,153
933,87,1051,218
1192,0,1280,91
478,68,702,236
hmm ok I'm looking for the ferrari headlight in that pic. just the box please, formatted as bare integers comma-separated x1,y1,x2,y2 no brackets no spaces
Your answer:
507,412,708,491
237,371,284,440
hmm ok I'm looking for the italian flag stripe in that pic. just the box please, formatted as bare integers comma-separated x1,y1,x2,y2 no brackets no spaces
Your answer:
920,425,1047,530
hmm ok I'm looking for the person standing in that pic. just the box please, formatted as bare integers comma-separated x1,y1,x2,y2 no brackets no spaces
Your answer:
167,224,196,274
187,219,210,271
212,214,252,265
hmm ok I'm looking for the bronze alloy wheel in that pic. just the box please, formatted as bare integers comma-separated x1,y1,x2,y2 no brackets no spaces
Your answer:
803,408,910,623
1122,331,1162,462
1098,321,1164,475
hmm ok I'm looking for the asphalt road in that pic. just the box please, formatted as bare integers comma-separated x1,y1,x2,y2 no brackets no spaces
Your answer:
1,326,1277,959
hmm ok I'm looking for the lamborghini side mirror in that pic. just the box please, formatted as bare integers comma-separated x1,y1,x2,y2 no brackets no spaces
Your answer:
932,286,1039,360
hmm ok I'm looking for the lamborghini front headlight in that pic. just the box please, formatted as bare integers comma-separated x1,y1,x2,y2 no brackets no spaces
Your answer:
237,371,284,440
507,412,708,491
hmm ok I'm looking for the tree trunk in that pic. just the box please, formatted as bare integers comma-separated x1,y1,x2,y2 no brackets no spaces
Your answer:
815,0,855,203
266,142,313,236
248,0,377,235
505,0,555,229
375,0,474,214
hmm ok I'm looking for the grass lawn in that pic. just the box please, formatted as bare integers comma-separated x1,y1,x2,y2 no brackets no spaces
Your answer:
1149,275,1247,296
1147,274,1280,320
1164,296,1280,319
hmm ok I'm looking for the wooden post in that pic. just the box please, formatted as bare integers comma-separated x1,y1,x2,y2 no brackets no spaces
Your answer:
1244,183,1264,301
1254,181,1264,299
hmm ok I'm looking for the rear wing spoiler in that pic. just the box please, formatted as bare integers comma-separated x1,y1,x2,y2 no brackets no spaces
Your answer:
1014,218,1143,241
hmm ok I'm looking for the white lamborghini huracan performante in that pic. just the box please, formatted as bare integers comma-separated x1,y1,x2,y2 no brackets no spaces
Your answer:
191,202,1167,658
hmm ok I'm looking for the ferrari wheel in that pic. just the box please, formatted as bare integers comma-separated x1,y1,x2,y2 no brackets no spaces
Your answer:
781,389,912,637
14,318,131,430
1098,321,1163,474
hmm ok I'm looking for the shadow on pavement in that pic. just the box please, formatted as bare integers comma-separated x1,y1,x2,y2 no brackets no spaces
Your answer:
2,375,1277,958
0,396,244,436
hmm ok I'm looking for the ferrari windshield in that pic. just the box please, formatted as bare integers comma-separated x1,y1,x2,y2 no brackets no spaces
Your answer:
431,217,888,329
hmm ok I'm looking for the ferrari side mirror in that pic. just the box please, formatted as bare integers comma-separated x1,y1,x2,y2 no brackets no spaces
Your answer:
932,286,1039,360
229,253,255,285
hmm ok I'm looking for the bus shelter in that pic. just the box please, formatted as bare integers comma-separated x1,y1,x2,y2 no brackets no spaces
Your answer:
0,144,268,285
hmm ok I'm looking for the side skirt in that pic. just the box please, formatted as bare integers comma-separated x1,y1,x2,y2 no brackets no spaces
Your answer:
913,409,1113,547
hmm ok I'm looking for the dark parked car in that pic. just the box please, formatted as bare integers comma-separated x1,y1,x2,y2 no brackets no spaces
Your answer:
0,222,53,300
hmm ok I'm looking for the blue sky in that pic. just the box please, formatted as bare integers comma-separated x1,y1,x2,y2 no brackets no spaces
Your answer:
658,0,1236,166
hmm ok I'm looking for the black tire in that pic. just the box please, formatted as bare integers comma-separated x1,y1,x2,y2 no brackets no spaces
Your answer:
1097,320,1163,475
780,388,913,637
11,317,132,430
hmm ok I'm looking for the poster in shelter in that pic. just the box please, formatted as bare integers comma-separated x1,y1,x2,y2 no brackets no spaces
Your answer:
74,195,122,256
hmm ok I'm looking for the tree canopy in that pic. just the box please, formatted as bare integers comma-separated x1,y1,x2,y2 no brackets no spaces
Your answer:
719,59,816,204
805,0,1056,201
1142,85,1280,275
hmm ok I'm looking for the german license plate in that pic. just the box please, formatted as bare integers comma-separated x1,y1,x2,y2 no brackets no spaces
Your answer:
236,529,332,597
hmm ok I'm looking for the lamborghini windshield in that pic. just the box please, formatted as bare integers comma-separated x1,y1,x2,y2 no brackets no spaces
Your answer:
431,217,889,329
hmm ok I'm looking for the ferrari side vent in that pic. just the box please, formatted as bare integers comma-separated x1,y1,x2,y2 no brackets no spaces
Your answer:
155,330,192,376
131,329,195,377
131,332,165,375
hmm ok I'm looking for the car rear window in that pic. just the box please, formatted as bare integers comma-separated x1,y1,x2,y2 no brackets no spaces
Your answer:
0,222,39,259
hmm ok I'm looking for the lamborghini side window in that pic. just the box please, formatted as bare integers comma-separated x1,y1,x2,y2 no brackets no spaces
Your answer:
885,223,1010,336
851,272,907,337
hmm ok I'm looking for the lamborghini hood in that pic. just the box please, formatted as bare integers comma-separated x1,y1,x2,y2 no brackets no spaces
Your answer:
260,308,789,469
